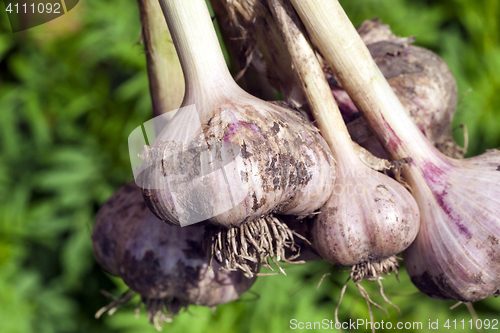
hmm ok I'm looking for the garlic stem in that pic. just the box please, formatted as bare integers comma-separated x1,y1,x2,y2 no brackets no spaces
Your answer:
266,0,357,164
288,0,442,166
138,0,184,117
210,0,306,106
158,0,237,107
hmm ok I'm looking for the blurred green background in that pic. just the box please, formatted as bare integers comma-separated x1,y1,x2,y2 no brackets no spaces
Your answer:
1,0,499,332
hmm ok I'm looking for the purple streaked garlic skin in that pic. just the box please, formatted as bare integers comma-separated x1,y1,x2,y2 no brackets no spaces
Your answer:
92,182,255,307
141,93,335,228
404,149,500,302
140,0,335,228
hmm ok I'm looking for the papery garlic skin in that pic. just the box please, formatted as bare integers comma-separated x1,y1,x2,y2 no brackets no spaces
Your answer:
312,163,420,267
329,19,458,159
141,89,335,227
140,0,335,228
92,183,255,306
404,150,500,301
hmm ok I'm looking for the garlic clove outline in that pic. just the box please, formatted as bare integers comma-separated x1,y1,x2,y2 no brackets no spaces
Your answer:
313,163,420,271
404,149,500,301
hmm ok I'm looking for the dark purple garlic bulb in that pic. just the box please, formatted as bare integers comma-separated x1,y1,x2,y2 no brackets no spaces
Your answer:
138,0,335,277
92,183,255,328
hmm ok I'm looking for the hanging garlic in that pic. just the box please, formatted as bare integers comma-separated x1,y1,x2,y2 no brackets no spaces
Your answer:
290,0,500,302
138,0,335,277
92,183,256,328
266,0,419,283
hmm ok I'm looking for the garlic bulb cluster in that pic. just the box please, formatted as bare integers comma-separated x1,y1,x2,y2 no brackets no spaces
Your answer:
266,0,419,284
92,183,256,328
141,96,334,228
138,0,334,276
291,0,500,302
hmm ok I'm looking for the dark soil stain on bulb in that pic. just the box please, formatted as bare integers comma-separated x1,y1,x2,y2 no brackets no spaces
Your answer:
270,121,280,135
488,235,499,245
496,165,500,171
411,271,464,301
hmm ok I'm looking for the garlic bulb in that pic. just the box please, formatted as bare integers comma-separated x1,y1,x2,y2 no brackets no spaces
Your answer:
312,163,419,279
267,0,419,282
335,19,457,143
92,183,256,328
328,19,460,158
291,0,500,302
139,0,335,276
141,98,333,227
402,149,500,301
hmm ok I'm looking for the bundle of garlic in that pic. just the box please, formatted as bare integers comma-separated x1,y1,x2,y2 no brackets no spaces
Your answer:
290,0,500,302
138,0,335,277
91,1,498,330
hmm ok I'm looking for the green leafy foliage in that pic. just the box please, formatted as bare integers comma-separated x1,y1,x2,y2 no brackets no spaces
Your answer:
0,0,499,333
